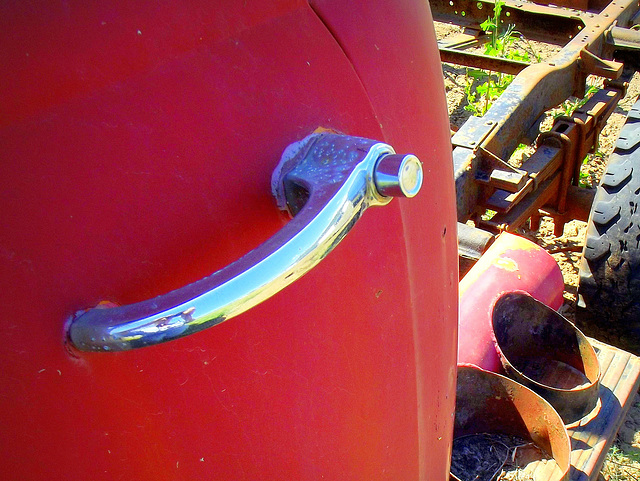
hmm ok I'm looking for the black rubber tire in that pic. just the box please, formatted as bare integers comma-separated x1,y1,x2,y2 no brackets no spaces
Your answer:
576,98,640,354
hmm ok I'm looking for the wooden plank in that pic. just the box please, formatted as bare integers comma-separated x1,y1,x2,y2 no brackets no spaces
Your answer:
530,340,640,480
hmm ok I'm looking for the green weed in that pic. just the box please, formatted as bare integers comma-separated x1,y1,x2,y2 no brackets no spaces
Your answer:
463,0,534,117
553,84,600,119
578,149,605,188
464,69,513,116
481,209,497,221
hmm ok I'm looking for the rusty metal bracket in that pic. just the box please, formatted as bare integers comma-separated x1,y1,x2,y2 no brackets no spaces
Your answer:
439,47,531,75
479,173,562,232
475,147,528,192
480,79,626,233
541,130,581,235
531,185,596,230
451,116,497,149
578,49,624,79
538,120,583,204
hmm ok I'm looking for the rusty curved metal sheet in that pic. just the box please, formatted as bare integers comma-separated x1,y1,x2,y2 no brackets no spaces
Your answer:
454,365,571,481
492,292,600,424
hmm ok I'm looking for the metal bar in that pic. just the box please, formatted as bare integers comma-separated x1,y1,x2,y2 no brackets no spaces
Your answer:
480,172,562,231
437,28,487,49
521,144,564,188
439,47,531,74
431,0,586,44
483,144,563,213
486,179,534,212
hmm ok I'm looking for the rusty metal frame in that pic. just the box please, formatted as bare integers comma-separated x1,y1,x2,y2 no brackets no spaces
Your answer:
432,0,640,232
479,81,626,232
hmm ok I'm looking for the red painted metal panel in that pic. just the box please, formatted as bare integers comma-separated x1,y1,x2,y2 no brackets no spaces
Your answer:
307,2,460,478
0,1,457,479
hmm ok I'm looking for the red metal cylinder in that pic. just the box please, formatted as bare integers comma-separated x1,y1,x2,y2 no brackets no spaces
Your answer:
458,232,564,370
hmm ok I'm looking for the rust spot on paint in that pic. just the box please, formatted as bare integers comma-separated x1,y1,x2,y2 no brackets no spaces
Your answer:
313,126,341,134
493,256,519,272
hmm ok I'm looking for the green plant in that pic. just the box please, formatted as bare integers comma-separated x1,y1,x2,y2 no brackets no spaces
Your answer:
553,84,599,119
514,142,528,153
578,149,605,188
463,0,535,117
464,69,513,116
481,209,497,221
578,155,592,188
480,0,504,55
509,142,531,167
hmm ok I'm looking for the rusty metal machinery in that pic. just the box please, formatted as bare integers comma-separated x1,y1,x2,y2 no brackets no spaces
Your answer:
432,0,640,235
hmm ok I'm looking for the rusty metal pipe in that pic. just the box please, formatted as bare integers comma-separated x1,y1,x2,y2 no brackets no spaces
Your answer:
439,47,530,74
459,232,565,370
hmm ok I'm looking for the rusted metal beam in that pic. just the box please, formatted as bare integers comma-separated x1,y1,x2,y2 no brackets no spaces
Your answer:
439,47,531,74
431,0,586,44
531,0,589,10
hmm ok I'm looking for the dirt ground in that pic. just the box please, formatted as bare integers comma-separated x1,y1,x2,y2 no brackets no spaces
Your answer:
435,20,640,479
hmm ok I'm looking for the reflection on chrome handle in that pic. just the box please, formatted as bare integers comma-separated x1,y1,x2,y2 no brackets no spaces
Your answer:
68,134,423,351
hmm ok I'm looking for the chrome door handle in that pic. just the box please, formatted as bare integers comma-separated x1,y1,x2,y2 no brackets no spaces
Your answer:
68,134,423,352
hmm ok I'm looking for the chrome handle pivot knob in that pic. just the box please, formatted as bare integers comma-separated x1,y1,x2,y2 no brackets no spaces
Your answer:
373,154,423,198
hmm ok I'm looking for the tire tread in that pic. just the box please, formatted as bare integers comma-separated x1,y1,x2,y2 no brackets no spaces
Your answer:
577,97,640,353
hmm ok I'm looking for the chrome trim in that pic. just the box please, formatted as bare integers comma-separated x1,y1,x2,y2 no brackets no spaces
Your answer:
373,153,423,198
68,134,423,351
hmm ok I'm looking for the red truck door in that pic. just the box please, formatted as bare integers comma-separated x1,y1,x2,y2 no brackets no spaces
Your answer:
0,1,457,479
